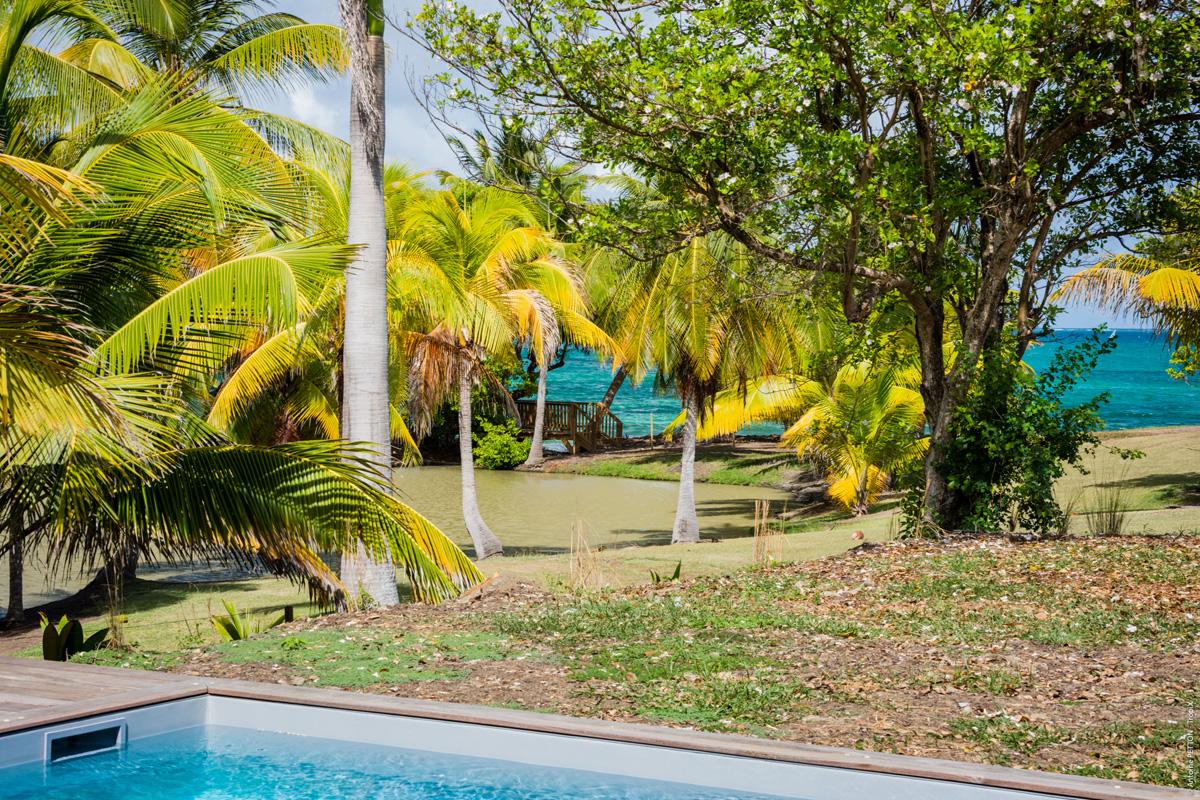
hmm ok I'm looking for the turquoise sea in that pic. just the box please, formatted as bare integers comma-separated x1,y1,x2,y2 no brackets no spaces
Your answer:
546,329,1198,434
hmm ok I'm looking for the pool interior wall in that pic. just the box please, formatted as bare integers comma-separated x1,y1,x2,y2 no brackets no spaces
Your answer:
0,696,1064,800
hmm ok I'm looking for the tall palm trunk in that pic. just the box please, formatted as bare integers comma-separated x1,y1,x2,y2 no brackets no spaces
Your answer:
671,388,701,543
522,361,549,466
5,513,23,622
338,0,398,606
459,362,504,558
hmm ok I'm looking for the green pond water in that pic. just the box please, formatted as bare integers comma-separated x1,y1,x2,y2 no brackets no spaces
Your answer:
1,468,787,612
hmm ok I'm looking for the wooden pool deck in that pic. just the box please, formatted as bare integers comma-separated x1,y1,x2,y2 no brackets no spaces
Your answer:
0,656,1193,800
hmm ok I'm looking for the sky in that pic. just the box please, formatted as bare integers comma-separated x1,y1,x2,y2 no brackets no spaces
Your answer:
272,1,1126,330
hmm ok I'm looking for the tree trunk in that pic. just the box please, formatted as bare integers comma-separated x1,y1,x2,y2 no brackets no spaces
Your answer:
459,366,504,558
5,514,23,622
522,363,548,466
671,388,701,544
599,365,627,409
338,0,398,606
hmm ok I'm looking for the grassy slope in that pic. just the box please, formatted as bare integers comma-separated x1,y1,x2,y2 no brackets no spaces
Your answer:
69,535,1200,788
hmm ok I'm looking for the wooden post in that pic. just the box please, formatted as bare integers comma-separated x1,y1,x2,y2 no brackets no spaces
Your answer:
569,403,578,454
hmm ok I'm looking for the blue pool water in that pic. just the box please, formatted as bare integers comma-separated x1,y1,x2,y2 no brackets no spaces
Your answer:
4,726,782,800
552,329,1198,433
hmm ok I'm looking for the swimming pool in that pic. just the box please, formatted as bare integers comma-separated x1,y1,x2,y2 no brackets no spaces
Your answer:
0,667,1180,800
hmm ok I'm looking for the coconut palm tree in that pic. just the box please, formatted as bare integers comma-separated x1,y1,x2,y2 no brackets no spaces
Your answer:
84,0,346,97
1056,250,1200,377
618,235,797,543
335,0,398,604
395,188,584,557
1,3,480,614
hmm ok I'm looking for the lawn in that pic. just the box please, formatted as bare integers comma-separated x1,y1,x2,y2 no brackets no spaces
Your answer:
53,534,1200,789
541,440,798,488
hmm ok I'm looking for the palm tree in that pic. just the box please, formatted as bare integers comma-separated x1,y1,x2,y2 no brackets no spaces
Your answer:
781,365,926,514
396,189,583,557
86,0,347,97
337,0,397,604
618,235,796,543
0,4,480,613
1056,254,1200,365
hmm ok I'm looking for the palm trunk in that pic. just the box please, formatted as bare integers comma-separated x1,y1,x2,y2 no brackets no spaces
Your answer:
599,365,627,409
459,366,504,558
5,513,23,622
338,0,398,606
671,388,701,544
522,363,548,466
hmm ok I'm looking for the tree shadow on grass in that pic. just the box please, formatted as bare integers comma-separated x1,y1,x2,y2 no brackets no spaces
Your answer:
1094,472,1200,505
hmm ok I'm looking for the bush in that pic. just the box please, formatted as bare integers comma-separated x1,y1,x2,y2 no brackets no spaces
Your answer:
473,419,530,469
931,328,1115,536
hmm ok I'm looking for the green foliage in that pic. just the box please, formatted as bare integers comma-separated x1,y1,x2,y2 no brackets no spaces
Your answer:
934,330,1115,535
472,419,530,470
210,601,285,642
215,628,533,688
38,613,108,661
419,0,1200,525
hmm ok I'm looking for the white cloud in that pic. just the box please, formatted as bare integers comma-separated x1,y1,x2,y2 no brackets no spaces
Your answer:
287,85,339,133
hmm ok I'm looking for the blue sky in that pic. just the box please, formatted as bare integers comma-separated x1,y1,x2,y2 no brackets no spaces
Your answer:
273,1,1125,329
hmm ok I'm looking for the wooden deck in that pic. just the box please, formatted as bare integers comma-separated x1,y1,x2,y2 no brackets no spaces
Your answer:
516,400,623,453
0,657,1192,799
0,657,204,733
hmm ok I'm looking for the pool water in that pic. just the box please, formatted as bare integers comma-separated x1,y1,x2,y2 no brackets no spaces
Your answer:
4,725,787,800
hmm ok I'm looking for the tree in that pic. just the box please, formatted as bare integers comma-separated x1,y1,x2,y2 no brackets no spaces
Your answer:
618,235,795,542
446,121,610,465
85,0,346,97
338,0,397,605
700,367,925,515
415,0,1200,531
397,189,580,556
0,3,480,614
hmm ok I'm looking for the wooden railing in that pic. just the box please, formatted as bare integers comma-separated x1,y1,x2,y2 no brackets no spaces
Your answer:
516,400,624,453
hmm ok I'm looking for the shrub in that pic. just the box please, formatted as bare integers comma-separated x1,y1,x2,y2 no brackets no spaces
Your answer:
473,419,530,469
931,328,1115,536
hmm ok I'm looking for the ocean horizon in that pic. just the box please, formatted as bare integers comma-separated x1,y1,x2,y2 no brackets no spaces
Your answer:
544,328,1197,435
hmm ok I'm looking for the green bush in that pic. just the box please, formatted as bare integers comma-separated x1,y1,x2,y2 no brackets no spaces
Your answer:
473,419,530,469
927,328,1118,535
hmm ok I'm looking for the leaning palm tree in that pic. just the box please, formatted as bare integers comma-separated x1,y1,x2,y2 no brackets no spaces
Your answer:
336,0,397,604
619,235,797,543
512,284,615,466
395,189,582,557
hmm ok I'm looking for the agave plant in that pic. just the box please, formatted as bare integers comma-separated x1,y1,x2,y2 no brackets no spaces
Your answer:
39,613,110,661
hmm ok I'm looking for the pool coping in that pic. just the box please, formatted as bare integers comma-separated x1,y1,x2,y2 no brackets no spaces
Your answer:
0,658,1193,800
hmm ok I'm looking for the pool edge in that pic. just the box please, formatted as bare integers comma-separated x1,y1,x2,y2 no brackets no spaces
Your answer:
0,657,1191,800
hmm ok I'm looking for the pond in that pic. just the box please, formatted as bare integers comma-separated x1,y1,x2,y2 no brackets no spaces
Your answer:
394,466,788,555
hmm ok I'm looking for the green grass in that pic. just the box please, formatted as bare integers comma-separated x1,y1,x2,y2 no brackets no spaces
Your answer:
547,445,795,488
940,717,1195,785
210,628,534,688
